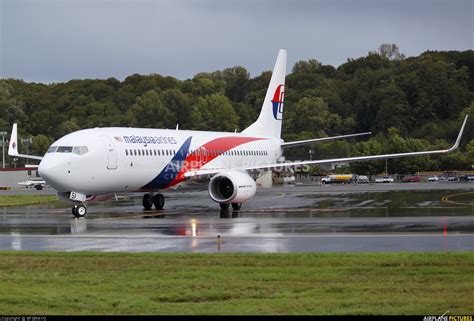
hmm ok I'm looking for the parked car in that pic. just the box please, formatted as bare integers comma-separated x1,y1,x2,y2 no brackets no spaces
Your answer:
459,174,474,182
428,175,439,182
357,175,369,184
375,176,394,183
448,176,458,182
402,176,420,183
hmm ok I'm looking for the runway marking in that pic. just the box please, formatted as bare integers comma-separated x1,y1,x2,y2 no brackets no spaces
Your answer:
441,191,474,206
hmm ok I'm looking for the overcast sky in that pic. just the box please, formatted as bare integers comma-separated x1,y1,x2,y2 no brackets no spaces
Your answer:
1,0,472,83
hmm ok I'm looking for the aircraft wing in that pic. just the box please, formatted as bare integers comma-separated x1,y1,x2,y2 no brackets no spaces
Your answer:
281,132,371,148
184,115,468,179
8,124,43,161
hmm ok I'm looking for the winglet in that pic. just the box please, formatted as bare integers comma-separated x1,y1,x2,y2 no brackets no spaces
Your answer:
448,115,468,152
8,123,19,156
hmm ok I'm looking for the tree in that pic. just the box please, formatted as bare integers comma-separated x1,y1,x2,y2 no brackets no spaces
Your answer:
292,59,322,74
129,90,176,129
31,135,53,156
466,139,474,165
0,81,27,131
190,94,239,131
159,89,192,129
221,66,250,102
285,97,341,137
377,43,406,61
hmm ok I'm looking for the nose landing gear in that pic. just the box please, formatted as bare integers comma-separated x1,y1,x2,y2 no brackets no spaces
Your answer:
143,193,165,210
72,203,87,218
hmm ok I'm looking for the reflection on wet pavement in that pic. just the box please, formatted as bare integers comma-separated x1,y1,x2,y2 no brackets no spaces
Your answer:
0,186,473,252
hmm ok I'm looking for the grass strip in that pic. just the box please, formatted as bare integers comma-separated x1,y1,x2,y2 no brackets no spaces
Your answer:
0,251,472,315
0,195,57,207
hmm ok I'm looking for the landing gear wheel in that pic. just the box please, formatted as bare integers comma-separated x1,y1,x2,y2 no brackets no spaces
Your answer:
72,204,87,218
219,203,230,210
153,194,165,210
143,193,153,210
231,202,242,210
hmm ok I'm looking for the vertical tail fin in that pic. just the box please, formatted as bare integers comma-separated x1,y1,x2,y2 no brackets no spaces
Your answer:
8,123,18,157
243,49,287,138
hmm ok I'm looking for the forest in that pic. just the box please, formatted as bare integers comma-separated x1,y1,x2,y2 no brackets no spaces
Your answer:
1,45,473,174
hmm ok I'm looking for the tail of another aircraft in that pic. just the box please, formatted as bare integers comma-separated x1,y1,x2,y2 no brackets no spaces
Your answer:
243,49,287,139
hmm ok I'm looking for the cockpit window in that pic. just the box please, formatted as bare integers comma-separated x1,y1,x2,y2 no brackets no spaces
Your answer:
49,146,88,155
47,146,58,153
57,146,73,153
72,146,89,155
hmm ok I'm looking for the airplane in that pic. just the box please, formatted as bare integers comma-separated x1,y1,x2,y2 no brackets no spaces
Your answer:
18,178,47,190
8,49,469,217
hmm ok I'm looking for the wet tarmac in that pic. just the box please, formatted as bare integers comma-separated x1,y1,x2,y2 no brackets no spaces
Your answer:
1,183,473,252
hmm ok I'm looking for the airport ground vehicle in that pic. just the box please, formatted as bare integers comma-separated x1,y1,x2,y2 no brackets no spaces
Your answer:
18,178,47,190
402,176,420,183
357,175,369,184
375,176,394,183
321,174,354,184
8,50,469,217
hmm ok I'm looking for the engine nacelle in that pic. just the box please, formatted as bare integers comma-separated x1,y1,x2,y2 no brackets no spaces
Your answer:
208,171,256,204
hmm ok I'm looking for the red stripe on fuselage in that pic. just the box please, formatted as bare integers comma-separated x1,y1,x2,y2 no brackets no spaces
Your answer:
166,136,265,187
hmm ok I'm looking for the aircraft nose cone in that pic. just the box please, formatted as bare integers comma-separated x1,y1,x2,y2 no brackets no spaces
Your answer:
38,157,68,191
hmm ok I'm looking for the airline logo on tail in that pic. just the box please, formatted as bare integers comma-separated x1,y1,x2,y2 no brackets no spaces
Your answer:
271,84,285,120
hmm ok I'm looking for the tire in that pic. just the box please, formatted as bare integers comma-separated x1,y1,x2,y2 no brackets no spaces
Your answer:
153,194,165,210
73,204,87,218
220,203,230,210
231,203,242,210
142,193,153,210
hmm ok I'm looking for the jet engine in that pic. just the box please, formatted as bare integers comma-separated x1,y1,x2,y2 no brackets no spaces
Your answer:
208,171,256,204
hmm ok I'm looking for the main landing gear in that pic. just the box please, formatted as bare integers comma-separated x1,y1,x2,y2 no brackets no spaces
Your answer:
143,193,165,210
219,202,242,211
72,203,87,218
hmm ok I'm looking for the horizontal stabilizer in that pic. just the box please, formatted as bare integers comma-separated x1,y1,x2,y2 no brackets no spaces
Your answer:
8,123,43,161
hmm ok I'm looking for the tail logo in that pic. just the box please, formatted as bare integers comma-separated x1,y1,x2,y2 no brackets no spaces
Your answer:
12,142,16,150
271,84,285,120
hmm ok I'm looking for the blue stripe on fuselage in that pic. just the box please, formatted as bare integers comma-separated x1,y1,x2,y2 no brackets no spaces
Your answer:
141,136,192,190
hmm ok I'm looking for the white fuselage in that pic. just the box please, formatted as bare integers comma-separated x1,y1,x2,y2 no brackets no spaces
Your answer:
38,127,283,195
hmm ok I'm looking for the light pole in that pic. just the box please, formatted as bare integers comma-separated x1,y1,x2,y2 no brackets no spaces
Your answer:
21,137,32,156
0,131,7,168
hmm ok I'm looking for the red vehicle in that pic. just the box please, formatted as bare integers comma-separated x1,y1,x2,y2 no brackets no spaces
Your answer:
402,176,420,183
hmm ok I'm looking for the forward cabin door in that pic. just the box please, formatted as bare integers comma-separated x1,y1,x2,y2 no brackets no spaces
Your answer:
100,135,118,170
